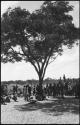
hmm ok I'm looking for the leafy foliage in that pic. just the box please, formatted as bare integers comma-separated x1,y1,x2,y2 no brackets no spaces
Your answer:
1,1,79,82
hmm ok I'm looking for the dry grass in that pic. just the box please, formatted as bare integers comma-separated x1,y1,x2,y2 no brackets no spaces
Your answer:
1,97,79,124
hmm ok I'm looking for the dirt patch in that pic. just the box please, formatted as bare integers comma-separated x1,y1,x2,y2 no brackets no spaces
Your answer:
1,97,79,124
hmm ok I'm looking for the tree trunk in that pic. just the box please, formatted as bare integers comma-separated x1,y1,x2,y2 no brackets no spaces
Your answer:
36,73,45,101
39,76,43,88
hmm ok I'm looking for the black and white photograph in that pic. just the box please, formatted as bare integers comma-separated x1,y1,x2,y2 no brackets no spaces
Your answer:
1,1,80,124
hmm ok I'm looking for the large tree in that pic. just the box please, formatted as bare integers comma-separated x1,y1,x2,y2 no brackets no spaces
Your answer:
1,1,79,100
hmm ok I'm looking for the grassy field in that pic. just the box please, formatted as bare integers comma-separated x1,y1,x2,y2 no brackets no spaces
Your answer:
1,96,79,124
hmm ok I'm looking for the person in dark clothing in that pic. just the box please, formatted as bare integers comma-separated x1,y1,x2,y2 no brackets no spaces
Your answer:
1,96,5,104
52,83,56,97
33,86,36,96
46,84,50,98
63,74,66,82
49,83,53,96
15,84,18,93
59,78,64,98
55,84,58,97
64,81,68,96
12,93,17,101
26,85,29,101
60,82,64,98
57,82,61,97
43,86,47,98
23,86,27,101
5,96,10,103
52,84,54,97
46,84,49,97
28,85,31,99
75,82,79,98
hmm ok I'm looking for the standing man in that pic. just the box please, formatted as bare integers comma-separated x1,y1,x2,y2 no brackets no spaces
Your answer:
59,77,64,98
28,85,31,100
33,86,36,96
23,86,27,101
26,85,29,101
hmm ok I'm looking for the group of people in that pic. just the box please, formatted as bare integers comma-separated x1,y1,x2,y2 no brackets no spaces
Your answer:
1,77,79,104
23,84,45,101
1,93,17,104
43,83,64,98
43,79,79,98
23,85,32,101
23,78,79,101
1,84,18,104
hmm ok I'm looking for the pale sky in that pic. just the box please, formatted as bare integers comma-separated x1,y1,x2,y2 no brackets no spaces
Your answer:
1,1,79,81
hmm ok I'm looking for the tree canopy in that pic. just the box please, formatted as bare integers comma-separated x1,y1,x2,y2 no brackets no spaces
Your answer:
1,1,79,83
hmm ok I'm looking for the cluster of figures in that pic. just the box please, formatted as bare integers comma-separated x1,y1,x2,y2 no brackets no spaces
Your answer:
23,78,79,101
23,85,32,101
43,81,79,98
1,93,17,104
23,84,45,101
1,77,79,104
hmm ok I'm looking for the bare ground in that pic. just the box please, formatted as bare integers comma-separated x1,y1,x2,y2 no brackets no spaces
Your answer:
1,96,79,124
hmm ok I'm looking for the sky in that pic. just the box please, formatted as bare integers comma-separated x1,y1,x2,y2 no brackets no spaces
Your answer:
1,1,79,81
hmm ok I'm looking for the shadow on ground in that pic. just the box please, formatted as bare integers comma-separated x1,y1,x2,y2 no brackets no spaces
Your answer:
14,97,79,116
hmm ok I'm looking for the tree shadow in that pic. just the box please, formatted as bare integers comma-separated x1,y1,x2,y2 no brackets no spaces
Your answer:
1,103,7,105
14,97,79,116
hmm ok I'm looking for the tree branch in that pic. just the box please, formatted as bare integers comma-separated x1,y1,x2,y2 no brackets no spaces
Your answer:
49,53,59,64
21,45,39,75
40,46,56,79
30,61,39,75
42,55,50,79
40,49,51,73
26,43,41,71
40,46,54,75
20,32,41,71
10,47,24,56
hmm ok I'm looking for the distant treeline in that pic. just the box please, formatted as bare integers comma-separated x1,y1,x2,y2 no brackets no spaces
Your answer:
1,78,79,86
1,80,38,86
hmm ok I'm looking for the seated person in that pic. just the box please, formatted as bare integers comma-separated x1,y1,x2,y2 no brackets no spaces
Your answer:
29,96,36,103
5,96,10,103
1,96,5,104
12,93,17,101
